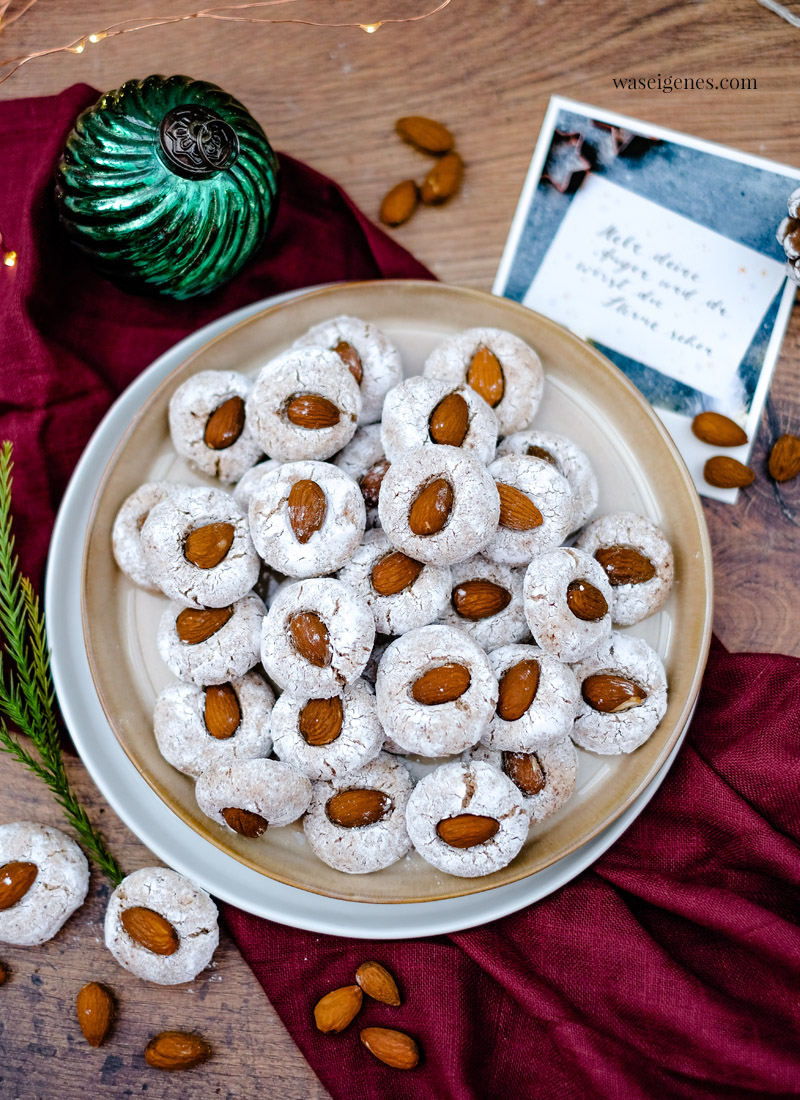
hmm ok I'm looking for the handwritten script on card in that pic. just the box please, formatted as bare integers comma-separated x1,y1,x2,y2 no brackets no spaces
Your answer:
523,177,786,405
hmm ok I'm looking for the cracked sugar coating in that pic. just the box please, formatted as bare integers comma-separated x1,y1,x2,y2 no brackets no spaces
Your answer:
104,866,219,985
575,512,674,626
112,481,178,591
157,592,266,686
423,326,544,436
168,369,263,482
337,529,451,635
375,624,498,756
271,679,384,782
438,555,529,650
523,547,612,662
496,429,598,532
153,671,274,778
233,458,282,512
486,453,573,565
333,424,387,529
248,460,365,578
466,739,578,824
0,822,89,946
291,314,403,425
303,752,414,873
482,643,580,752
195,758,312,831
246,347,361,462
261,577,375,698
380,376,498,465
571,632,668,754
378,445,500,566
405,761,528,877
141,486,259,608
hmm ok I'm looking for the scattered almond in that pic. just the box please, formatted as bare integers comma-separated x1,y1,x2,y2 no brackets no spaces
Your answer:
436,814,500,849
429,391,469,447
467,346,504,407
768,433,800,483
145,1031,212,1071
314,985,363,1033
359,459,390,508
221,807,268,837
333,340,363,385
120,906,180,956
175,605,233,644
183,522,235,569
691,411,748,447
355,961,401,1006
379,180,420,227
566,580,608,622
299,696,344,746
287,479,327,544
326,789,393,828
204,683,241,740
526,445,558,467
411,663,471,705
420,151,464,204
704,455,755,489
288,611,331,667
408,477,453,536
395,115,454,154
0,861,38,910
76,981,114,1048
371,551,425,596
582,674,647,713
451,579,512,620
594,546,656,586
360,1026,420,1070
502,751,546,797
497,482,543,531
496,659,540,721
204,395,245,450
285,393,341,429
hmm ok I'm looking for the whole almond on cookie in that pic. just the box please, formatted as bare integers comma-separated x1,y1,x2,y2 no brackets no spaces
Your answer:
299,696,344,745
288,479,327,544
496,483,543,531
221,806,269,837
333,340,363,384
76,982,114,1047
145,1031,211,1070
371,552,424,596
497,659,540,721
288,611,332,666
120,906,180,956
411,663,471,705
314,985,363,1033
286,394,341,429
204,396,245,450
0,861,37,910
204,683,241,740
408,477,453,536
176,605,233,644
436,814,500,848
326,789,393,828
451,579,511,620
467,346,504,406
566,580,608,622
359,459,390,508
184,522,235,569
768,433,800,483
704,455,754,489
355,961,401,1006
429,391,469,447
395,116,454,154
582,674,647,713
593,546,656,586
691,411,748,447
502,751,546,796
420,151,464,204
379,180,419,227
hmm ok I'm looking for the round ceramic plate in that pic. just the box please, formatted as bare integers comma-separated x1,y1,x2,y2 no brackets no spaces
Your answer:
81,280,712,905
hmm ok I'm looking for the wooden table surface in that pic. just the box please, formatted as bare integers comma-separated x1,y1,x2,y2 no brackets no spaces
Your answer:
1,1,798,1096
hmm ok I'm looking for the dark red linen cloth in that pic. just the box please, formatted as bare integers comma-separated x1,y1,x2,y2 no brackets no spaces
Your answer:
2,86,800,1100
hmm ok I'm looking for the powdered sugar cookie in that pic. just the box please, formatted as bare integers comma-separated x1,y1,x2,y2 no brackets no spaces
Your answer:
248,460,365,579
485,453,573,565
523,547,612,662
104,867,219,985
270,679,384,782
380,376,498,465
405,760,528,877
466,739,578,824
168,369,262,482
195,758,312,835
576,512,674,626
375,624,498,756
496,430,598,532
112,482,177,591
303,753,414,873
438,556,529,649
157,593,266,686
571,632,668,754
423,327,543,436
291,314,403,424
0,822,89,946
481,643,580,752
153,671,274,778
232,458,281,512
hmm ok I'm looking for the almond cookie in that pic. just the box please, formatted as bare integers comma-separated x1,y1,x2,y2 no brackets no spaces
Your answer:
168,369,263,482
261,577,375,698
485,453,573,565
104,867,219,985
575,512,674,626
333,424,389,529
246,347,361,462
232,458,282,512
375,624,498,756
337,529,451,635
0,822,89,946
302,753,414,873
112,481,177,591
437,555,529,650
291,314,403,425
153,671,274,778
141,487,259,608
405,760,528,877
481,643,580,753
423,326,544,436
195,758,312,834
271,679,384,782
466,739,578,825
378,445,500,566
248,460,365,579
380,376,498,466
523,547,612,662
157,593,266,686
496,429,598,532
571,632,668,754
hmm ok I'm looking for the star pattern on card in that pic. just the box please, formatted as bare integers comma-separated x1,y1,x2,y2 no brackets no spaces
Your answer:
542,131,592,192
591,123,636,167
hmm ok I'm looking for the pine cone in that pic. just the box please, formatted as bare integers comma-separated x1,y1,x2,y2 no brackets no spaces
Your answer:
776,187,800,285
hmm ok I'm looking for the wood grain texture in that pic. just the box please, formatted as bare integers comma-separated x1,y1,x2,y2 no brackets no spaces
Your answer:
0,1,798,1095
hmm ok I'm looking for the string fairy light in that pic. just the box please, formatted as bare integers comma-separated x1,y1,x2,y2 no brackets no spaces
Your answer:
0,230,17,267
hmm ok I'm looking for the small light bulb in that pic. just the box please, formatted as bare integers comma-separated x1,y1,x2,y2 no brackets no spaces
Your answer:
88,32,106,43
361,22,379,33
72,41,85,53
3,251,17,268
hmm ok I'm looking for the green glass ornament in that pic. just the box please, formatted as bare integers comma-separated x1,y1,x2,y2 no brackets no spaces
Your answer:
55,75,280,299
